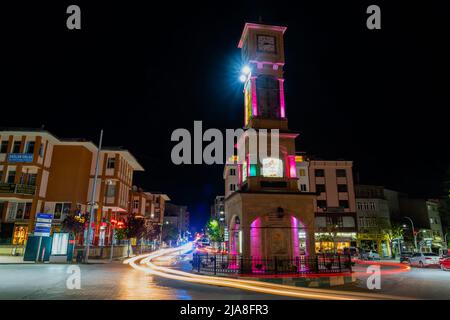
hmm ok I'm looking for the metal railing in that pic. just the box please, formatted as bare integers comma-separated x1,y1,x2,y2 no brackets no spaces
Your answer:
191,253,352,275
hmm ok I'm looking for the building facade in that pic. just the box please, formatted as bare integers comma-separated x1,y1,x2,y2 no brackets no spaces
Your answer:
399,198,445,252
307,160,357,253
0,128,144,246
355,185,392,257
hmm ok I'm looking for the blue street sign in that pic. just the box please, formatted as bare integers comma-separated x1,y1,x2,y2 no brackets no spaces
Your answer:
34,226,51,232
7,153,33,163
36,213,54,220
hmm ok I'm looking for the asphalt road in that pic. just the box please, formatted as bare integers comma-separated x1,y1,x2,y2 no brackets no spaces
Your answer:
0,262,290,300
0,260,448,299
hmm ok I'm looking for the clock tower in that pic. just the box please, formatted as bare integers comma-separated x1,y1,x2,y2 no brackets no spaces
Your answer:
224,23,316,266
238,23,288,131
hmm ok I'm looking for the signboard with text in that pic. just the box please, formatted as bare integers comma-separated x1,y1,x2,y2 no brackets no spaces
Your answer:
7,153,34,163
34,213,54,237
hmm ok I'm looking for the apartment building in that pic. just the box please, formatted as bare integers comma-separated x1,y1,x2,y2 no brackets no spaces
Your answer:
211,195,225,223
294,157,357,253
355,185,392,257
0,128,144,246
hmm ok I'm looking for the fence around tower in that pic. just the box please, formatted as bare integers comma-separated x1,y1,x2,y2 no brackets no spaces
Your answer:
191,253,352,276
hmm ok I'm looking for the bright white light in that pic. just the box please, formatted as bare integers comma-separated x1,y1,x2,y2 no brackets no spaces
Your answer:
239,74,247,83
241,65,251,75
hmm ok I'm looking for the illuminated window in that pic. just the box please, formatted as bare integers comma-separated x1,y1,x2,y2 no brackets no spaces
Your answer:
262,158,283,178
299,169,306,176
242,161,247,182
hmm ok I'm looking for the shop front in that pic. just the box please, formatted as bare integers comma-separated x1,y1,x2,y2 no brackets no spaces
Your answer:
357,233,391,258
315,232,357,254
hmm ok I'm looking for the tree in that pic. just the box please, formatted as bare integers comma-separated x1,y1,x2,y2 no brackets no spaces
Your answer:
124,214,146,240
62,211,88,239
205,218,223,243
162,223,178,243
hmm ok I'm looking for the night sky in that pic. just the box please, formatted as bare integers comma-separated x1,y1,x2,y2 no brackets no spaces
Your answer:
2,1,449,230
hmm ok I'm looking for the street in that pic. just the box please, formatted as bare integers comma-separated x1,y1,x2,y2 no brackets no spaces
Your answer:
0,262,291,300
1,249,449,299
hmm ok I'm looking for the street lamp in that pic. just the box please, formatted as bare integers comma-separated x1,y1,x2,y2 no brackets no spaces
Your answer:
404,216,418,251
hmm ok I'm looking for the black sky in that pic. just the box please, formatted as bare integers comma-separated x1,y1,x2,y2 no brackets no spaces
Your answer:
2,1,449,230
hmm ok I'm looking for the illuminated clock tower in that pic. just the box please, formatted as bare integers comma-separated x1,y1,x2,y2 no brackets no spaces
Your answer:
225,23,316,266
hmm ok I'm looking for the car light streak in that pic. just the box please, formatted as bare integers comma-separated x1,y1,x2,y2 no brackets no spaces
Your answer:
125,243,414,300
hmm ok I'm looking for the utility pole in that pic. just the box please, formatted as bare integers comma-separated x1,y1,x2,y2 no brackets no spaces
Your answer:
404,216,417,251
84,129,103,263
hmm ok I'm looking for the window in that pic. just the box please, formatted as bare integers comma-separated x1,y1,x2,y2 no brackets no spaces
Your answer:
107,157,116,169
12,141,21,153
0,141,8,153
25,141,35,154
230,184,236,191
54,203,71,220
316,184,326,193
256,75,280,118
24,203,32,219
299,169,306,176
0,171,2,181
317,200,327,209
7,171,15,183
339,200,349,209
315,169,325,177
133,200,139,209
336,169,347,177
106,184,116,197
229,168,236,176
369,202,376,210
262,157,283,178
337,184,348,192
300,184,307,192
28,174,37,186
15,203,25,219
39,143,44,157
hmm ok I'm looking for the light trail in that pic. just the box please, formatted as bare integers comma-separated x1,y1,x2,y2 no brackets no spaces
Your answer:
124,244,414,300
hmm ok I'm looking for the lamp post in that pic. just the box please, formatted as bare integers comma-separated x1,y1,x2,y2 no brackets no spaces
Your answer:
445,233,448,249
84,129,103,263
404,216,417,251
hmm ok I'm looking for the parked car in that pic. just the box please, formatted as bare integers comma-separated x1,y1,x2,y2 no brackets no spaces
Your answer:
359,250,380,260
409,252,440,267
439,257,450,271
400,252,413,263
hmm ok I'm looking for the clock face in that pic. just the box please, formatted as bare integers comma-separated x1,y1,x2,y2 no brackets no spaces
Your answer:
257,35,276,53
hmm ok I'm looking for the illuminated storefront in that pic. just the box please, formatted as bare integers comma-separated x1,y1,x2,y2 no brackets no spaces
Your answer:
315,232,357,254
12,226,29,245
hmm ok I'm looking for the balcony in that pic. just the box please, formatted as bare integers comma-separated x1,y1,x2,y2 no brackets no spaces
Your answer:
0,183,36,196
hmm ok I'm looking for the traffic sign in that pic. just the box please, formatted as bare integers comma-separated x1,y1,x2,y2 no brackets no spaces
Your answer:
34,213,54,237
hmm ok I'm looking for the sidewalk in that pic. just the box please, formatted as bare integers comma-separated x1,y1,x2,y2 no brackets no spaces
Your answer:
0,256,34,264
0,255,127,264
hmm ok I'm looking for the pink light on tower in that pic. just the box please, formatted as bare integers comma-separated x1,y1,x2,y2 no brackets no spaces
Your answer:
251,77,258,117
288,155,297,178
291,216,300,258
278,78,286,118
